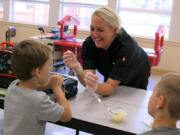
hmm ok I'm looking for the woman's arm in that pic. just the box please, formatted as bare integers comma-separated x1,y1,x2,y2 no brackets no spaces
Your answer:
63,50,95,86
63,50,120,95
75,64,95,86
95,78,120,96
84,72,120,96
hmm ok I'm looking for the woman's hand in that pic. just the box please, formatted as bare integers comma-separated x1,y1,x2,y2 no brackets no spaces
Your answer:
84,72,99,92
63,50,83,75
63,50,79,70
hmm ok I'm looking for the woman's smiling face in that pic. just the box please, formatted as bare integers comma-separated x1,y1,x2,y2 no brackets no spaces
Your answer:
90,15,117,50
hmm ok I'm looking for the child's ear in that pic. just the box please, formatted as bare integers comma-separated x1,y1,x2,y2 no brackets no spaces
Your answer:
33,67,41,78
156,95,166,109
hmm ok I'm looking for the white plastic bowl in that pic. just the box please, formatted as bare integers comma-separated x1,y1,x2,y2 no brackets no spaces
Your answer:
110,106,127,123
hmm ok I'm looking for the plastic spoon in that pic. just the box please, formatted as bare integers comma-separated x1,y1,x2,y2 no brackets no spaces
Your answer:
92,93,113,114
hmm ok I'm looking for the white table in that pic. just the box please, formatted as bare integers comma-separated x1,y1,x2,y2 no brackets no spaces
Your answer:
1,84,179,135
56,83,180,135
55,86,151,135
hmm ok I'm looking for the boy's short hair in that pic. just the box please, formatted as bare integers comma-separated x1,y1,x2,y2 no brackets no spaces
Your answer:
157,73,180,120
11,40,52,81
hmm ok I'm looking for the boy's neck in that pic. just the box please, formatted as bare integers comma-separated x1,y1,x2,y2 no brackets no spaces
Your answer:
19,79,37,90
152,116,177,128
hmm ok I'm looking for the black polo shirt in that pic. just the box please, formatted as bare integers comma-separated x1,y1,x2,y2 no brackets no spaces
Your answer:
81,28,150,89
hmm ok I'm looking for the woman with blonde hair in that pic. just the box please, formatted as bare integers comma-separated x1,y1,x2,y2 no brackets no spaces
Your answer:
63,6,150,96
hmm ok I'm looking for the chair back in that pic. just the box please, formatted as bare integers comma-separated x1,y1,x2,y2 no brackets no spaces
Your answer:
154,25,165,53
143,25,165,66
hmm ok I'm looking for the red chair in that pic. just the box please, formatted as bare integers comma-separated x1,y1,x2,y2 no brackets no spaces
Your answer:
52,16,82,74
54,40,83,65
0,26,16,49
57,15,80,39
143,25,165,66
53,40,82,75
0,39,16,88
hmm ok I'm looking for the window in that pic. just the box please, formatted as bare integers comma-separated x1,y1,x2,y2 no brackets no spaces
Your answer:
117,0,173,38
0,0,178,41
0,1,3,19
12,0,49,25
59,0,108,30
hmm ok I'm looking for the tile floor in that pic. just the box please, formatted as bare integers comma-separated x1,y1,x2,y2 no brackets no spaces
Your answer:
147,69,169,91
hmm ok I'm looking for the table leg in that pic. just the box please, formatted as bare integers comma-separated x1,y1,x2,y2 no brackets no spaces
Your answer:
76,130,79,135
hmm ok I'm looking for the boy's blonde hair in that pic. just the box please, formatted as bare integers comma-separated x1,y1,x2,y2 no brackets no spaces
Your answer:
11,40,51,81
92,6,121,33
157,73,180,120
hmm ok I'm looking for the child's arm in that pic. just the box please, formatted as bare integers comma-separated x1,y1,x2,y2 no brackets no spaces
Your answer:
49,75,72,122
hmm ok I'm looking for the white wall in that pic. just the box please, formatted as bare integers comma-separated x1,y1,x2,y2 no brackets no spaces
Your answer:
0,21,180,73
169,0,180,42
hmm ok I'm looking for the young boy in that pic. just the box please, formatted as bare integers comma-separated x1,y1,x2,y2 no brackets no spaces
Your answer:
139,73,180,135
3,40,72,135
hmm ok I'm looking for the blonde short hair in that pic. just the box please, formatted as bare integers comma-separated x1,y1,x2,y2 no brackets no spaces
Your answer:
157,73,180,120
92,6,121,33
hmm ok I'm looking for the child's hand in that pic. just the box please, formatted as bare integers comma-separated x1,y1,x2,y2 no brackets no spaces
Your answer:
49,74,64,90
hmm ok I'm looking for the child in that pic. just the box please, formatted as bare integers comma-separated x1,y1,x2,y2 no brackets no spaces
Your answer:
139,73,180,135
3,40,72,135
